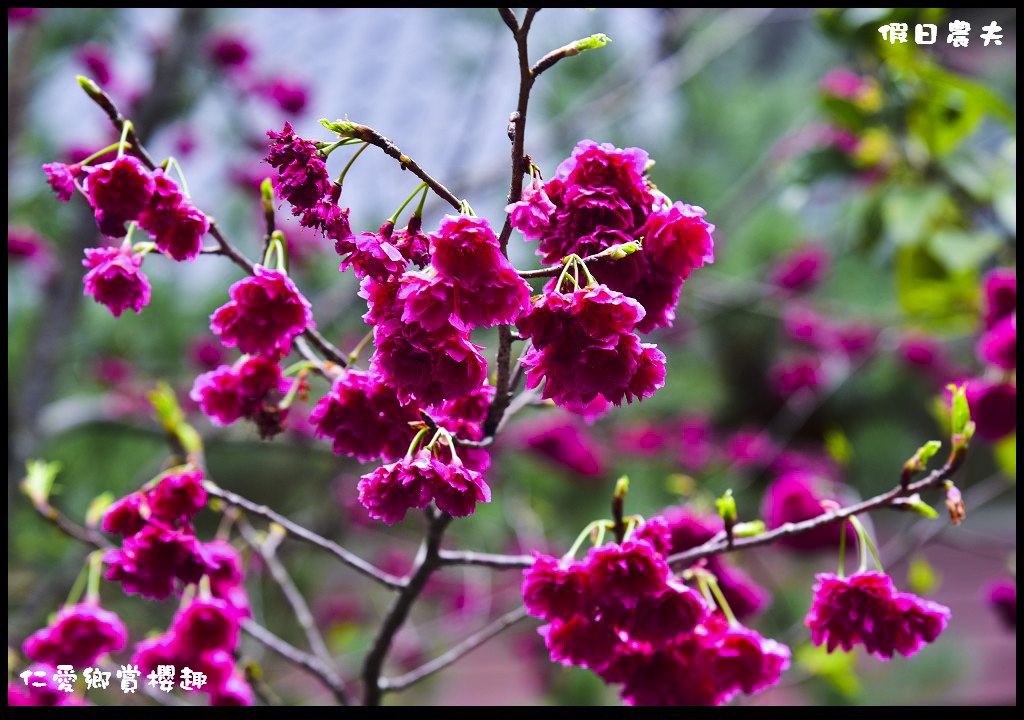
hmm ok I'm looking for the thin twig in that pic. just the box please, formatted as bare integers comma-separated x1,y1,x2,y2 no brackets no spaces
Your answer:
437,549,534,570
204,481,405,590
483,9,540,439
516,244,639,279
361,511,453,705
336,124,461,211
29,500,113,551
237,518,350,705
666,456,966,569
380,606,531,693
240,617,348,702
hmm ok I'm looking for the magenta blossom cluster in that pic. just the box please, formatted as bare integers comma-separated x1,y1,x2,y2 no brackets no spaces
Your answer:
45,150,212,316
23,602,127,668
81,155,155,238
961,269,1017,441
66,155,210,258
805,571,951,659
507,140,715,332
102,468,217,600
8,663,88,707
429,384,495,474
310,368,422,462
358,447,491,524
769,243,830,293
660,507,769,619
976,267,1016,373
761,472,856,552
312,367,495,473
190,354,290,436
266,123,332,219
964,379,1016,441
355,214,532,406
137,169,210,262
522,521,790,706
517,282,666,411
210,264,314,356
517,414,607,478
426,214,531,327
361,274,485,408
134,597,251,705
82,243,152,317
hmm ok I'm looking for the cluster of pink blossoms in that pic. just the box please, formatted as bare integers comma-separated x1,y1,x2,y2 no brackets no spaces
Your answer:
659,507,768,619
358,443,491,525
960,268,1016,442
507,140,715,332
134,597,251,705
102,467,247,614
805,571,951,659
43,153,210,316
522,519,790,706
210,264,314,357
190,354,292,438
761,471,855,552
359,215,528,406
22,602,127,668
310,368,423,462
517,282,666,412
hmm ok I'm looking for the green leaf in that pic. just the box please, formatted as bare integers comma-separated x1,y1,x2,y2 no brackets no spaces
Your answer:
896,493,939,519
796,643,860,698
21,460,61,506
908,554,941,595
149,381,183,429
320,118,358,136
148,381,203,456
906,439,942,473
948,383,970,438
575,33,611,52
85,492,115,529
734,520,766,537
715,489,736,525
993,433,1016,482
825,427,853,466
927,229,1002,274
882,184,956,248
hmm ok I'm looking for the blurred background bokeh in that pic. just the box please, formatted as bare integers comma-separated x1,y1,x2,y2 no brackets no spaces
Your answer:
8,8,1016,705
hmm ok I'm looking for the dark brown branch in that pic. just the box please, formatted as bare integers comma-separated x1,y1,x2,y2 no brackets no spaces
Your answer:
240,617,348,703
237,519,350,705
666,456,966,569
498,7,519,34
483,9,540,439
380,606,530,693
437,549,533,569
30,500,113,551
362,511,453,705
204,482,405,590
339,124,461,212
